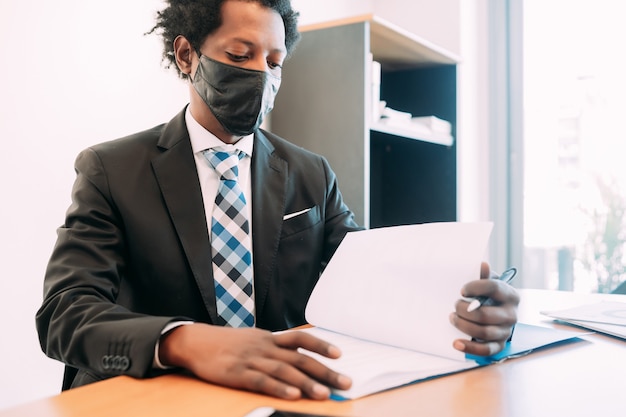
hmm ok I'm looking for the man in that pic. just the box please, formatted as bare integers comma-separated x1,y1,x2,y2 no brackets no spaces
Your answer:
36,0,519,401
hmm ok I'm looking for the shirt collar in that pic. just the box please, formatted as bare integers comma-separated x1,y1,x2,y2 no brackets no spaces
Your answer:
186,106,254,157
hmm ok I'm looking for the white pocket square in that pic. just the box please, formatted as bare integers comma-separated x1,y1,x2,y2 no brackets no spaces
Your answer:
283,207,313,220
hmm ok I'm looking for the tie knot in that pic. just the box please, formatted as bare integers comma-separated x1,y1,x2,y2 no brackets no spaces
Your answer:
203,148,244,180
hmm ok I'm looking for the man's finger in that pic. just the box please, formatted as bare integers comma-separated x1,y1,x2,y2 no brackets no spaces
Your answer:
453,338,506,356
480,262,491,279
225,367,304,400
273,331,352,391
462,279,520,306
250,356,335,399
274,330,342,359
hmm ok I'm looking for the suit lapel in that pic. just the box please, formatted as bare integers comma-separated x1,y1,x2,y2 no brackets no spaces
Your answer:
251,130,288,316
151,109,219,323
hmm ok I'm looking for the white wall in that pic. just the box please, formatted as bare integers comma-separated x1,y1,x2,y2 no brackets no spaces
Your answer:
293,0,461,56
0,0,485,410
292,0,374,26
0,0,187,409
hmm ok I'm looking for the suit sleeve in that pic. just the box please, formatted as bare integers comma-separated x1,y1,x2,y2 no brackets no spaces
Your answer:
35,148,185,380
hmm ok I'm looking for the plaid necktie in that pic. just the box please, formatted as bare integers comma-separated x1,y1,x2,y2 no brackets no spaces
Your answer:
203,147,255,327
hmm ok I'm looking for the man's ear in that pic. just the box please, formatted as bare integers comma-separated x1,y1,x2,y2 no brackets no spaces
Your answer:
173,35,194,76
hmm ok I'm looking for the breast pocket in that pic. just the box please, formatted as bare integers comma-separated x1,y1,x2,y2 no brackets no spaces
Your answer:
281,205,321,238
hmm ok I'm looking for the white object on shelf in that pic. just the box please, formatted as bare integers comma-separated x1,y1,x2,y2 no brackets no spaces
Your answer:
411,115,452,134
376,108,454,146
381,106,412,122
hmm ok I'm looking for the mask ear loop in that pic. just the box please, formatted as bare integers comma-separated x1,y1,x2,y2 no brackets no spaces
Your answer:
190,40,205,60
187,44,203,80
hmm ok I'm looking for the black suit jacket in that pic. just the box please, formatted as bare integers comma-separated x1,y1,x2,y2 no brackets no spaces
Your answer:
36,108,361,389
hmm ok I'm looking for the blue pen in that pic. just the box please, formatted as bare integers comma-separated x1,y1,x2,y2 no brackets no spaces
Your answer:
466,267,517,312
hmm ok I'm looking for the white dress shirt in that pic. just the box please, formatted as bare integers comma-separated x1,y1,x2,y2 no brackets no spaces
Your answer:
186,106,254,235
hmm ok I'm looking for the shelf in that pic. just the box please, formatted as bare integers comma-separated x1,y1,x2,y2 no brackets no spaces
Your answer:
273,16,458,227
370,122,454,147
299,14,460,70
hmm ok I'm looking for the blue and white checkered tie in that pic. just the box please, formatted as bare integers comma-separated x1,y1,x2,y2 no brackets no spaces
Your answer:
203,147,255,327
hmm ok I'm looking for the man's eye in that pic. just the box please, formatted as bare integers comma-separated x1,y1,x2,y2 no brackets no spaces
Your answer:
268,61,283,70
227,52,248,62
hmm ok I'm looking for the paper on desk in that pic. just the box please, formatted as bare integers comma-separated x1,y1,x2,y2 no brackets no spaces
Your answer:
542,301,626,326
542,301,626,339
305,222,493,361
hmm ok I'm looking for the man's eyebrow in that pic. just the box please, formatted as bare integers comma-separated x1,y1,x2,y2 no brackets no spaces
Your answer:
231,37,287,54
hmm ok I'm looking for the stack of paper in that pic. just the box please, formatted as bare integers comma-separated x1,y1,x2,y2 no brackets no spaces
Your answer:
375,105,454,145
411,115,452,136
542,301,626,340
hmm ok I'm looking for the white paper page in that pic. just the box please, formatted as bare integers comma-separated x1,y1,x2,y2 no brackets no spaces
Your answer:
299,327,478,399
542,301,626,339
305,222,493,361
542,301,626,326
558,320,626,339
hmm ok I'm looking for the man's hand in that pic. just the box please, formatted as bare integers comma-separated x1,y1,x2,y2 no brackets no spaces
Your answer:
159,324,352,400
450,262,520,356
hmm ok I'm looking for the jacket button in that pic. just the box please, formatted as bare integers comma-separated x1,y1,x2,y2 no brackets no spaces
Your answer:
112,356,121,370
101,355,111,370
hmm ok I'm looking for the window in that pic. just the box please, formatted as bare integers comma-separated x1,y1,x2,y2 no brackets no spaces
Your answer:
519,0,626,292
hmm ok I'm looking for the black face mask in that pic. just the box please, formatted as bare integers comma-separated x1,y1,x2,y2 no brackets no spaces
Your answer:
192,55,281,136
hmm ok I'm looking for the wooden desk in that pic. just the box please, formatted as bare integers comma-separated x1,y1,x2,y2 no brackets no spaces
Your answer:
3,290,626,417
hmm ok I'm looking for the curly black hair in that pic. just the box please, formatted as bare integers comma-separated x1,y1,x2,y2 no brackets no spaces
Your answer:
148,0,301,79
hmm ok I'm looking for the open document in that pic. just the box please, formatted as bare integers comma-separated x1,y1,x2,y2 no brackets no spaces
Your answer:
297,222,583,400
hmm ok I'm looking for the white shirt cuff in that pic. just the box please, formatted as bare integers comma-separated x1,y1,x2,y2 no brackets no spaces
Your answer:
153,321,195,369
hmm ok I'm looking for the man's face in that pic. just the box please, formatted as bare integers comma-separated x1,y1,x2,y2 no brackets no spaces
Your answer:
194,0,287,79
